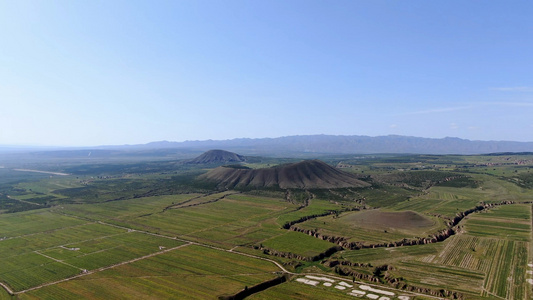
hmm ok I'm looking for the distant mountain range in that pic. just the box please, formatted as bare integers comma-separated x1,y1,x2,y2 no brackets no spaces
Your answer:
109,135,533,155
3,135,533,156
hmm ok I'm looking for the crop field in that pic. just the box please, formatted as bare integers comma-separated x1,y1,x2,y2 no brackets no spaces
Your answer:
395,260,486,295
59,193,203,221
275,198,341,227
0,210,87,238
96,193,297,248
0,153,532,299
296,209,445,245
0,216,185,292
260,231,337,257
417,235,530,299
338,241,444,265
465,204,531,242
18,245,280,299
353,203,530,299
390,186,482,216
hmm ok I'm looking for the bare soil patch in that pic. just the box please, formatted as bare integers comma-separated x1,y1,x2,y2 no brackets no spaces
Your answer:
341,210,435,230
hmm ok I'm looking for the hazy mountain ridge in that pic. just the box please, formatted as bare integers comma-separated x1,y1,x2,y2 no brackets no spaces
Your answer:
3,135,533,156
113,135,533,155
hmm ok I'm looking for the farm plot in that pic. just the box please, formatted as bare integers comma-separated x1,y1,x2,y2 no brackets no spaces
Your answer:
429,236,529,299
465,219,530,241
19,245,280,299
0,211,184,293
45,231,185,270
465,204,531,242
467,204,530,299
275,198,340,228
392,175,531,217
0,260,79,292
339,242,443,266
483,240,528,299
334,203,532,299
394,261,485,296
400,204,532,299
165,190,237,208
260,231,337,258
296,209,445,245
59,193,202,221
391,187,480,218
0,222,124,256
108,194,296,248
429,235,496,272
0,210,86,238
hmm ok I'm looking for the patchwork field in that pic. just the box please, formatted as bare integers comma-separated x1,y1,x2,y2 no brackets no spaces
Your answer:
335,203,532,299
1,153,532,299
0,219,186,292
18,245,280,299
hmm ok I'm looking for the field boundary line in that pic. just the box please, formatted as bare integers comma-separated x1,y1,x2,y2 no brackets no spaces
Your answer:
0,282,14,296
163,191,239,211
482,288,507,300
34,251,84,270
6,195,42,206
227,249,289,273
0,220,95,241
12,169,69,176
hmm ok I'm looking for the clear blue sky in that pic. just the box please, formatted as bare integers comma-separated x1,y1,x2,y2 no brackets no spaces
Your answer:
1,1,532,146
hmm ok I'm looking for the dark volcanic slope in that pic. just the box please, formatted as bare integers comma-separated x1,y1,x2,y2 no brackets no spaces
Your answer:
188,149,246,164
202,160,370,189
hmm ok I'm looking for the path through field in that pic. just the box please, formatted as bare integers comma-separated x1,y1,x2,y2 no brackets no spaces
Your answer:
12,169,69,176
6,195,43,206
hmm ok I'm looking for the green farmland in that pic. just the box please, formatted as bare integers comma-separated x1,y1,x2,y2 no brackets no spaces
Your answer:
0,153,532,299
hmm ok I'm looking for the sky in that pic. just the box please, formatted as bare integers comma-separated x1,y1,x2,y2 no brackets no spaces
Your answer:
1,1,532,146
